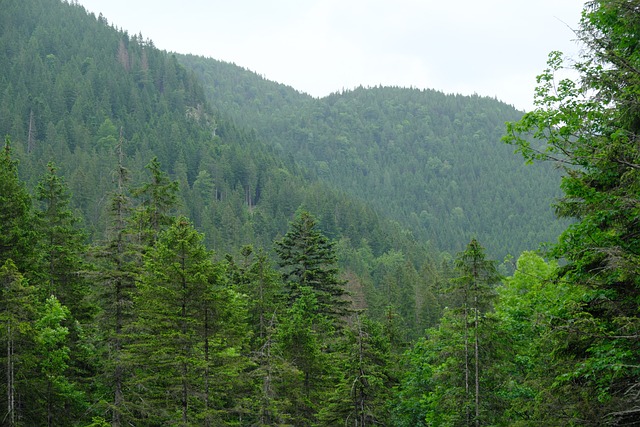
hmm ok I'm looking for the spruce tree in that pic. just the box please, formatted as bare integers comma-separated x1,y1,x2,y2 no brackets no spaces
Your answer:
275,211,351,321
130,156,179,246
0,136,35,274
452,239,500,426
34,162,90,319
91,134,138,427
0,260,37,426
130,217,250,425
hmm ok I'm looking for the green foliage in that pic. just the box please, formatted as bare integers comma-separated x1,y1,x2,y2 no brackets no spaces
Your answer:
0,137,36,273
4,0,629,425
130,156,179,245
129,217,251,425
34,161,90,319
181,52,566,260
318,315,394,426
34,295,86,425
275,287,326,425
0,259,38,426
393,240,502,427
275,211,351,321
492,252,580,425
503,1,640,422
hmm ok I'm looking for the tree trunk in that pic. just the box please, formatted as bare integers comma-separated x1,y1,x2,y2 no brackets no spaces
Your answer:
7,324,15,427
464,299,470,426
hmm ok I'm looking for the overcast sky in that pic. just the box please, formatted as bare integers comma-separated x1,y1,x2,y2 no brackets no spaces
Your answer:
77,0,585,112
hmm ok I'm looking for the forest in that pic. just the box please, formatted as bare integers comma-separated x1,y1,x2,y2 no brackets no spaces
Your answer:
1,0,639,425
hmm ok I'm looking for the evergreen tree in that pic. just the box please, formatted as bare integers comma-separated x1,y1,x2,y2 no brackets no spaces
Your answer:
91,135,138,427
451,239,500,426
275,287,326,426
504,1,640,422
34,162,90,319
318,314,393,426
394,239,500,426
275,211,351,321
0,260,37,426
0,137,35,274
130,217,249,425
130,156,179,246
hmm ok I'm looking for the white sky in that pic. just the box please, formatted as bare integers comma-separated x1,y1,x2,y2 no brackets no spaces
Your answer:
77,0,585,112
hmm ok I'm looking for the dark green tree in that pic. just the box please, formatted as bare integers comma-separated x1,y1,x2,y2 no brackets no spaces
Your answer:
504,1,640,422
130,217,249,425
275,211,351,321
452,239,500,426
91,135,138,427
34,162,89,319
0,137,35,273
318,314,393,426
275,287,326,426
394,239,500,427
130,156,179,246
0,260,37,426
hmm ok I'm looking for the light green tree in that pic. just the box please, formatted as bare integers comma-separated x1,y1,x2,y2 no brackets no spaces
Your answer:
503,1,640,422
34,295,85,426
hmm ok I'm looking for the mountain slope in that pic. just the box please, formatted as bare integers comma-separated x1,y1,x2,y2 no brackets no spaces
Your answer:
180,55,565,259
0,0,434,272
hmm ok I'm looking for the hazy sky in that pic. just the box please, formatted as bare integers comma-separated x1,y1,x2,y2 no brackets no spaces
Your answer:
77,0,585,111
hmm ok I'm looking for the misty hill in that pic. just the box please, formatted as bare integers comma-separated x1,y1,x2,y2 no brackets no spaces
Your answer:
179,54,566,259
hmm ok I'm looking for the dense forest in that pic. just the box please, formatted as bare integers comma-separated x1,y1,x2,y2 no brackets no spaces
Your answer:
177,55,566,260
1,0,639,425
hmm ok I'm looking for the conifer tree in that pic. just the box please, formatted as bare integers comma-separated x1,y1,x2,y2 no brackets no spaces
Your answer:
0,136,35,274
130,156,179,246
91,133,138,427
318,314,393,426
130,217,249,425
34,162,89,319
452,239,500,426
275,287,326,426
275,210,351,321
0,260,37,426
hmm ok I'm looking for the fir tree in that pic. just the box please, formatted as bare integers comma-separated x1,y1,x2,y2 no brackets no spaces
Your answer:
0,137,35,274
275,211,351,321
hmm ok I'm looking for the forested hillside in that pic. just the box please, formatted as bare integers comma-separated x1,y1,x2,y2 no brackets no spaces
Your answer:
179,54,566,259
3,0,638,425
0,0,436,302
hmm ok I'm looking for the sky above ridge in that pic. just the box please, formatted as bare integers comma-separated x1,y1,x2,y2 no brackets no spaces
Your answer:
78,0,585,111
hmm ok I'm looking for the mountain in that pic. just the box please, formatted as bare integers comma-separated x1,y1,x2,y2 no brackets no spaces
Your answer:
0,0,436,313
179,54,566,260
